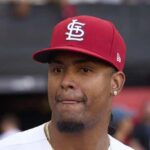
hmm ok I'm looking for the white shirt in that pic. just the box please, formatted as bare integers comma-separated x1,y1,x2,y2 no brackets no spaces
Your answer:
0,123,134,150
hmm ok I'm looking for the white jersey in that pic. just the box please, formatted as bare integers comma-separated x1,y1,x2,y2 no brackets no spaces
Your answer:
0,123,134,150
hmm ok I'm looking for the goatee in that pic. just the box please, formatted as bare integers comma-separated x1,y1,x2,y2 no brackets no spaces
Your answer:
57,121,85,133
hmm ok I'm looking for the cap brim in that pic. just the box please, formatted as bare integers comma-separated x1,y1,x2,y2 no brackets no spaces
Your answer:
32,46,117,70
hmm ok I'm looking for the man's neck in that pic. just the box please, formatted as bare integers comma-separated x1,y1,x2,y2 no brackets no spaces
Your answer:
48,121,110,150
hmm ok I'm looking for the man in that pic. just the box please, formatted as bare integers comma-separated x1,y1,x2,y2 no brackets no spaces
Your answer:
0,15,134,150
0,114,21,139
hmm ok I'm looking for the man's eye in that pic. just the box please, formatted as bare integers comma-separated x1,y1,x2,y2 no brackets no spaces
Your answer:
80,67,92,73
52,67,63,73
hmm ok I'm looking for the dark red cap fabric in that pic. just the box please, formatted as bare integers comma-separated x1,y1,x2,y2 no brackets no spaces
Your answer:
33,15,126,71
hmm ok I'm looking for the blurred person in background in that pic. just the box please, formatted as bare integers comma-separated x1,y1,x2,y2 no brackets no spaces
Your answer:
58,0,126,18
9,0,49,19
111,107,134,145
8,0,76,19
130,100,150,150
59,0,76,19
0,114,21,139
9,0,31,19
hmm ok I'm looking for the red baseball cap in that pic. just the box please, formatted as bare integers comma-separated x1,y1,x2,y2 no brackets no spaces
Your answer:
33,15,126,71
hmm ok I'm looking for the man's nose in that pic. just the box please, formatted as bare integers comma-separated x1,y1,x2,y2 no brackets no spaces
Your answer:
60,72,77,91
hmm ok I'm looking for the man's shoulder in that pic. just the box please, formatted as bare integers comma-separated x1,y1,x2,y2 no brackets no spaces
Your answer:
109,135,134,150
0,123,46,150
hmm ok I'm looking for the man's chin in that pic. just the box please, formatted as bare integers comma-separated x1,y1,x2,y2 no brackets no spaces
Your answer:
57,121,85,133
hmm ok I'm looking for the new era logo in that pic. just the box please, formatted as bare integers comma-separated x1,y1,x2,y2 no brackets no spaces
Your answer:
116,52,121,63
65,19,85,41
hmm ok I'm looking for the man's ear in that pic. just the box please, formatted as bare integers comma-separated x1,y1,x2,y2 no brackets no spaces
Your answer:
110,71,126,96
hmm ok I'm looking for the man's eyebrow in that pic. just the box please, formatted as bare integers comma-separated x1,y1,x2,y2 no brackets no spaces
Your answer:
74,58,115,71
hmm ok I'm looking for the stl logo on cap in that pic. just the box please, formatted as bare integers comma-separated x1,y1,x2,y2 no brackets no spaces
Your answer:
65,19,85,41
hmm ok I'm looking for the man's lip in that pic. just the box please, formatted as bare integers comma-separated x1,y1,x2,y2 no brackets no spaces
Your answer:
57,99,84,104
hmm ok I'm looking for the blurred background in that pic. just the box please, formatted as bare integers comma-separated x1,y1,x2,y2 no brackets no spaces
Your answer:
0,0,150,149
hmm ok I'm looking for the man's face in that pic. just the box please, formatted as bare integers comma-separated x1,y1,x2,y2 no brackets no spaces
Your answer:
48,51,115,132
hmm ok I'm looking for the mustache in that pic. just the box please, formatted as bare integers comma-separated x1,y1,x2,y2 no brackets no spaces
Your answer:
55,91,87,103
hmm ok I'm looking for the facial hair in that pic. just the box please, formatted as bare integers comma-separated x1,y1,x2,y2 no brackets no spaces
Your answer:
55,90,88,133
57,121,85,133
